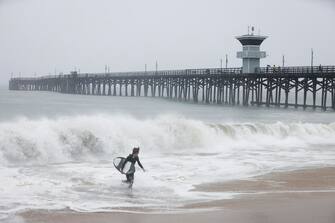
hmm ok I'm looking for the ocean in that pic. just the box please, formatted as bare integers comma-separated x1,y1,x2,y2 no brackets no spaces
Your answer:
1,85,335,219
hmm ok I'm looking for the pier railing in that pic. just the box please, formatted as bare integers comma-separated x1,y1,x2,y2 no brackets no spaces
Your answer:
10,66,335,81
9,67,244,81
258,66,335,75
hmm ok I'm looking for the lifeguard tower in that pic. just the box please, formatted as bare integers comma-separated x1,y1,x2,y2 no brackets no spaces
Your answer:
236,27,267,73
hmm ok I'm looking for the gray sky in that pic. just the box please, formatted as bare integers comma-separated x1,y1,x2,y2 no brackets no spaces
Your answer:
0,0,334,84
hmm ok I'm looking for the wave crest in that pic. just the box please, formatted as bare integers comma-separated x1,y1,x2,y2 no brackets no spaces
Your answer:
1,115,335,165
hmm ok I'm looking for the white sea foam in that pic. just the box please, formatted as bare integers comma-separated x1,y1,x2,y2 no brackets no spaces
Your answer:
0,114,335,217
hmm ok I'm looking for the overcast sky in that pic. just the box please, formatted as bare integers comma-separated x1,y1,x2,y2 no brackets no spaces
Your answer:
0,0,334,83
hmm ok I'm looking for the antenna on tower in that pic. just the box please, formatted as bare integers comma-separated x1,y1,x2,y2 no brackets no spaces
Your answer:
251,26,255,35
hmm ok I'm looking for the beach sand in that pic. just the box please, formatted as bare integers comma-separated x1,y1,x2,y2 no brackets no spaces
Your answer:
19,167,335,223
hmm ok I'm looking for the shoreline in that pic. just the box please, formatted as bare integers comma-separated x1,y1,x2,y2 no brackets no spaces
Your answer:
16,166,335,223
18,193,335,223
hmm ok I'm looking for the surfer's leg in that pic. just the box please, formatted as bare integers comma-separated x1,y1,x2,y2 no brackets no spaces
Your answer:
128,173,134,188
126,174,131,182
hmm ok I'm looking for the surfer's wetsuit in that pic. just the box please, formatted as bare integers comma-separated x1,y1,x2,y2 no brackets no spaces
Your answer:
124,154,144,183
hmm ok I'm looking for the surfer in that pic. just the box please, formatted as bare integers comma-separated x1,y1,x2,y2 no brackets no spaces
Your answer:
122,147,145,187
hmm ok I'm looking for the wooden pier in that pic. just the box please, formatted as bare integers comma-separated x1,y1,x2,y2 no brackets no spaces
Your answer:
8,66,335,111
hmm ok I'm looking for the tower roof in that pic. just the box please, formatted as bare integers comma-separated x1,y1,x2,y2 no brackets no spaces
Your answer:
236,34,268,46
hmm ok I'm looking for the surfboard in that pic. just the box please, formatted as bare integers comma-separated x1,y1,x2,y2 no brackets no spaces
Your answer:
113,157,135,175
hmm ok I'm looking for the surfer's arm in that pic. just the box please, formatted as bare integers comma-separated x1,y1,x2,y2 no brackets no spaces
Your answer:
136,158,145,171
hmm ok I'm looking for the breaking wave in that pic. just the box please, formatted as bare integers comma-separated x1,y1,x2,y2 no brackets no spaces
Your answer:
1,114,335,166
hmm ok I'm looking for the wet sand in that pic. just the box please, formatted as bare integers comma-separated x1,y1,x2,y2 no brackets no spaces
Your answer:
19,167,335,223
193,166,335,193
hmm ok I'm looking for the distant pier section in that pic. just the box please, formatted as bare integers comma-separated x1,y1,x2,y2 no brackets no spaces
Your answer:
8,31,335,111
